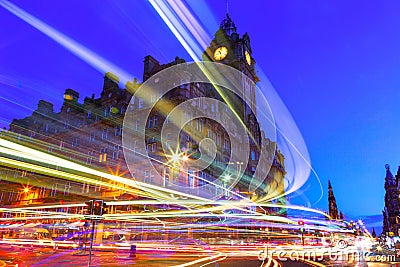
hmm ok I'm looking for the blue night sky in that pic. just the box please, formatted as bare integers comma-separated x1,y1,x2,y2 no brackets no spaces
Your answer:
1,0,400,229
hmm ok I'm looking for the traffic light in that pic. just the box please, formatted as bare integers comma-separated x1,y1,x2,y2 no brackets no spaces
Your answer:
298,220,305,226
93,200,106,216
84,200,94,215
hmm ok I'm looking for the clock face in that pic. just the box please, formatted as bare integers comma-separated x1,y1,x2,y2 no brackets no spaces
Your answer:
214,46,228,61
245,51,251,65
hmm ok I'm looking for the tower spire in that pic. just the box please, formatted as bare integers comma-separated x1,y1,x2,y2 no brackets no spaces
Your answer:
385,164,396,188
328,179,339,220
226,0,229,15
220,13,237,37
385,164,394,179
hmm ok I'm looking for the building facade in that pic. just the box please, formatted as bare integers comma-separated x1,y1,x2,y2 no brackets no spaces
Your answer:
383,164,400,235
0,14,286,211
328,180,343,220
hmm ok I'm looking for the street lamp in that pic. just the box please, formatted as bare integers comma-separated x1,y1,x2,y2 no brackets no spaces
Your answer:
166,150,190,187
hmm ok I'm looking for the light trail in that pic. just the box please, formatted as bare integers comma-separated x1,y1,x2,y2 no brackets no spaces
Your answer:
12,199,330,222
0,0,329,225
0,137,214,201
0,0,134,87
171,251,226,267
1,202,345,234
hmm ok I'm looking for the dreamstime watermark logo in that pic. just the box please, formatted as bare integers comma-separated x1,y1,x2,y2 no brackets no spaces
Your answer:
122,62,277,199
258,247,396,263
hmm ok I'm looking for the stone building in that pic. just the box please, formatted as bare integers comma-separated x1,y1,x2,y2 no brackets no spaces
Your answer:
0,14,286,212
382,164,400,235
328,180,343,220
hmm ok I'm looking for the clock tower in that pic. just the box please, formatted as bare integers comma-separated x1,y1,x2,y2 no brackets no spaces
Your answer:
203,13,259,83
203,13,270,196
203,13,258,123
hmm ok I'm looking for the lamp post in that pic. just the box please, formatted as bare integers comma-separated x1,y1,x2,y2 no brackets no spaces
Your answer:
298,220,305,246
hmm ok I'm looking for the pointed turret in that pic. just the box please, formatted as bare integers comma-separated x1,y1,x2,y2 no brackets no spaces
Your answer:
385,164,396,188
396,166,400,188
386,164,394,179
371,227,377,238
220,13,237,37
328,179,339,220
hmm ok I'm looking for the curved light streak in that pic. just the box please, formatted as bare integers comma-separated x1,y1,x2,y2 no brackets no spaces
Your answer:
0,0,134,86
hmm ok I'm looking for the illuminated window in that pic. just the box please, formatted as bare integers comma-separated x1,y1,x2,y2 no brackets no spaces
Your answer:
99,148,107,162
64,94,73,100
